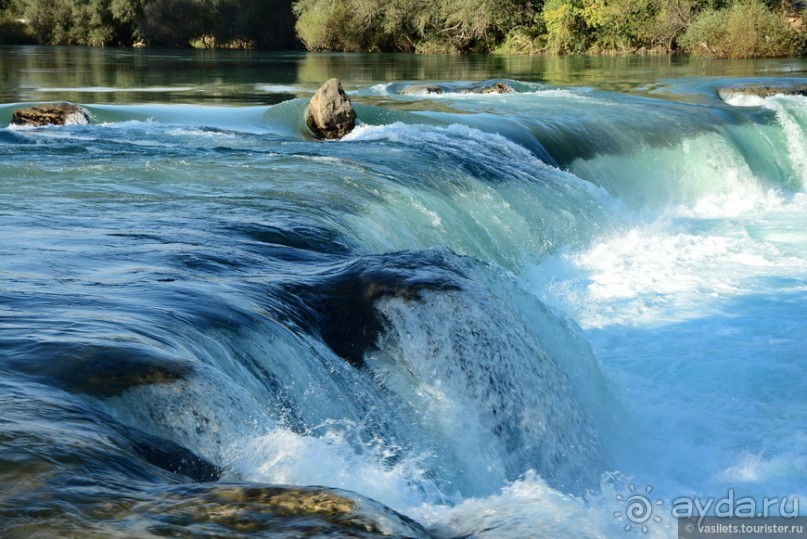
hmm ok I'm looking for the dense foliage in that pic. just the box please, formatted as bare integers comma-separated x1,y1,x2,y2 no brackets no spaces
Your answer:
293,0,805,56
0,0,804,56
680,0,805,57
0,0,296,48
293,0,529,53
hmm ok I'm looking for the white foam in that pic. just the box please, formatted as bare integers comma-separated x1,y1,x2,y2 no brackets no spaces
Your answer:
228,432,688,537
722,93,768,107
355,82,396,96
166,127,238,138
256,84,302,93
225,427,441,511
413,473,623,539
6,123,36,131
527,180,807,523
531,191,807,329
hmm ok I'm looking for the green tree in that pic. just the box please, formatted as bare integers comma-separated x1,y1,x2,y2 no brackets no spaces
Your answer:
14,0,145,45
541,0,589,53
293,0,528,53
0,0,35,44
646,0,699,51
580,0,656,51
680,0,804,57
427,0,526,52
21,0,112,45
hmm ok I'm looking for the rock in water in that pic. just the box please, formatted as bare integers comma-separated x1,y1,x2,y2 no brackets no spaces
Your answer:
473,81,517,94
305,79,356,139
11,103,90,127
717,85,807,101
401,81,516,96
401,84,444,95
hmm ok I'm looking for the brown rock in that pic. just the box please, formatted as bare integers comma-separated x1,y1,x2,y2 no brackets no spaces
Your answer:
11,103,90,127
305,79,356,140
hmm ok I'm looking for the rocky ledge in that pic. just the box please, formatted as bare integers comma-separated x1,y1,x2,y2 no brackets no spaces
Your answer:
718,85,807,101
401,81,516,96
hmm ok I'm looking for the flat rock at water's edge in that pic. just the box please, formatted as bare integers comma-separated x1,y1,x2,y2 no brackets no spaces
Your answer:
11,103,91,127
718,85,807,100
73,484,434,538
305,78,356,139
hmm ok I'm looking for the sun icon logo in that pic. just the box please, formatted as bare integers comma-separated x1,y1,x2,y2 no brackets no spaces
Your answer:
613,483,663,533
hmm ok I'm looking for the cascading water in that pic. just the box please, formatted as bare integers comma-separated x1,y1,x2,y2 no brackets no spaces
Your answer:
0,49,805,538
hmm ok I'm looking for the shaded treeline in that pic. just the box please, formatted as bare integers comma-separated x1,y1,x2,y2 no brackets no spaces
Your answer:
0,0,805,57
0,0,297,48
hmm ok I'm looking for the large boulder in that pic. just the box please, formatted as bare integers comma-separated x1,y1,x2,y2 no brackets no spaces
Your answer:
305,78,356,140
11,103,90,127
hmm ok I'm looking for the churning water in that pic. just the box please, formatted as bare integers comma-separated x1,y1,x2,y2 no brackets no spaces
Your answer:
0,48,805,538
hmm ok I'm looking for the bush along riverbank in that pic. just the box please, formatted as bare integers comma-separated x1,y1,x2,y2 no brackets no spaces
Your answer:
0,0,805,58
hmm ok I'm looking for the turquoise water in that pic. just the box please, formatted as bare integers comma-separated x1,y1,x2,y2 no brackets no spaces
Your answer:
0,46,805,538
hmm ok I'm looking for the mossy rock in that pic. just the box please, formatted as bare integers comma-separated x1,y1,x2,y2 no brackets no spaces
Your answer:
11,103,91,127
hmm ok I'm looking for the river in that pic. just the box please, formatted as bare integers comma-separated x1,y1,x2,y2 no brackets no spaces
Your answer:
0,46,805,538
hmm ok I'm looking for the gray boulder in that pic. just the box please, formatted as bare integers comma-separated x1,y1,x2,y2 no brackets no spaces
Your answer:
11,103,90,127
305,78,356,140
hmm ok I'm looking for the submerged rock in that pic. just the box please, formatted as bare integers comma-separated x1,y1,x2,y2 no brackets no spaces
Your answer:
11,103,90,127
182,485,432,538
305,78,357,139
128,430,222,482
280,252,462,367
4,481,433,538
141,484,432,537
7,342,194,397
68,349,192,397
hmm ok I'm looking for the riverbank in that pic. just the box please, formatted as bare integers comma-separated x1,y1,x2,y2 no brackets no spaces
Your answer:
2,0,805,58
